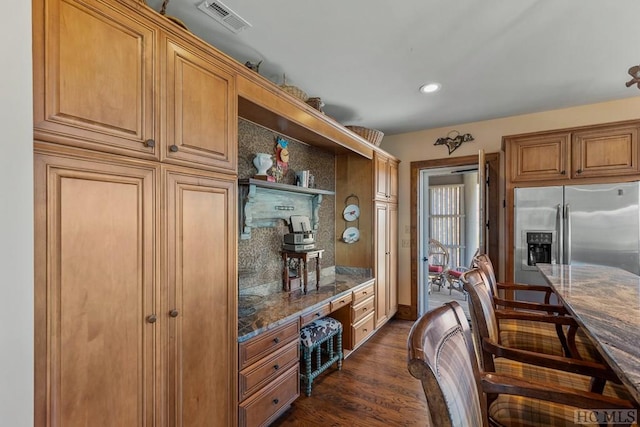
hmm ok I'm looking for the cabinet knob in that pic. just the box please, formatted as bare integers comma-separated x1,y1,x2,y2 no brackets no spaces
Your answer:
576,168,582,174
169,145,179,152
273,398,279,405
146,314,157,324
273,364,280,370
315,312,321,317
169,309,179,318
560,170,566,175
144,139,155,148
273,337,280,344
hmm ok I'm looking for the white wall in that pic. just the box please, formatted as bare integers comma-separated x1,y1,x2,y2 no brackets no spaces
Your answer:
1,0,34,425
382,96,640,306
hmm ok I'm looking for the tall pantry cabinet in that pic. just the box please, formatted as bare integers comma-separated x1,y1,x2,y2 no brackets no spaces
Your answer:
33,0,238,425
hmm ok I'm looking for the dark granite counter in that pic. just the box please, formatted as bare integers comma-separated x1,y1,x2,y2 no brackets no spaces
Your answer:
238,270,374,343
537,263,640,404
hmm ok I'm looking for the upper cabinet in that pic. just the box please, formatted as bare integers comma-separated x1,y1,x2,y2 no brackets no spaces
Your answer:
34,0,238,173
505,120,640,185
33,0,158,158
506,132,570,182
161,35,237,172
572,124,638,179
374,152,399,203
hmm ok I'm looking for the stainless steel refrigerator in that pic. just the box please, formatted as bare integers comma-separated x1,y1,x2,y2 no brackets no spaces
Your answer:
514,182,640,290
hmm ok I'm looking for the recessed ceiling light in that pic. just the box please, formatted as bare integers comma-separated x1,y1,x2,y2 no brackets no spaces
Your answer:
419,83,441,94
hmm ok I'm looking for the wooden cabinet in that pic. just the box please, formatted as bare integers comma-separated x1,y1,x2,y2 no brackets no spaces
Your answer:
374,153,399,203
33,0,158,158
373,202,398,327
34,150,159,426
505,121,640,184
330,281,376,351
506,132,570,182
238,319,300,427
162,35,237,172
572,125,638,178
164,167,237,426
34,0,238,174
34,150,238,427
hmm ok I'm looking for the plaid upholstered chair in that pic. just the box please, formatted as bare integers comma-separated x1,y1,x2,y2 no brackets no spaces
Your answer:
461,268,634,402
407,301,636,427
472,253,601,362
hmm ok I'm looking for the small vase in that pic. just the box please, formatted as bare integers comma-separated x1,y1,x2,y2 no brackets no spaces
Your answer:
253,153,273,176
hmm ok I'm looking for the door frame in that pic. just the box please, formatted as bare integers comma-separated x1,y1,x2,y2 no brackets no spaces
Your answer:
398,152,500,321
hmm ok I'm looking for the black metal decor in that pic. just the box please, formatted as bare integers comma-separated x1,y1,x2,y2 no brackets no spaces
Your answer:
434,131,474,155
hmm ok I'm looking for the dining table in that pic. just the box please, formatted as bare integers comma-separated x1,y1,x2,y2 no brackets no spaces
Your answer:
537,263,640,405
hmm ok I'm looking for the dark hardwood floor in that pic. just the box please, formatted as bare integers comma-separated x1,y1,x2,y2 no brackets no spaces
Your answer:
270,319,431,427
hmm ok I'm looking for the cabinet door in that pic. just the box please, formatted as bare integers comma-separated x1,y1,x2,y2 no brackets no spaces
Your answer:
374,154,389,201
165,167,237,426
508,133,570,182
388,159,399,204
33,0,157,158
163,36,237,173
374,202,388,327
387,203,398,318
34,152,158,427
572,125,639,178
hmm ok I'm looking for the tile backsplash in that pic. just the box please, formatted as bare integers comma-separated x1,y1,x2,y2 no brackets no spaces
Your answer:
238,119,335,293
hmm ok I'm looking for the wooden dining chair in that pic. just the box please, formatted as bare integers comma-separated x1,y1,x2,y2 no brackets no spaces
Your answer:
472,253,602,362
461,268,633,401
407,301,636,427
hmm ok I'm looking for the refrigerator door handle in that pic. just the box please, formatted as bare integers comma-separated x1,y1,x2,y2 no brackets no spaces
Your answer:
556,204,563,264
565,204,572,264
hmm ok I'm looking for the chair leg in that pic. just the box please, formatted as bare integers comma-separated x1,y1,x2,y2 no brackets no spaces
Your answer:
337,331,343,370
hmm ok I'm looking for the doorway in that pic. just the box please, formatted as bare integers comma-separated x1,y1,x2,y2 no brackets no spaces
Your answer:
403,153,500,320
419,167,478,316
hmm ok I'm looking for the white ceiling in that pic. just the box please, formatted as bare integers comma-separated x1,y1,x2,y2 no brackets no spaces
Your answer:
145,0,640,136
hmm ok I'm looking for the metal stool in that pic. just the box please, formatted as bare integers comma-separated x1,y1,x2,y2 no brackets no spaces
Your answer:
299,317,343,396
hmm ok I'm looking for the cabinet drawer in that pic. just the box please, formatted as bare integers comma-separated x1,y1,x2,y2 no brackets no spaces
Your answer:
352,296,375,324
239,319,300,370
330,293,353,312
352,312,375,347
352,281,375,305
301,302,331,326
239,339,299,402
239,365,299,427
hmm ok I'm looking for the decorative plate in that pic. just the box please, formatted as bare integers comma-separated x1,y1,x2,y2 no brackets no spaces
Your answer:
342,227,360,244
342,204,360,222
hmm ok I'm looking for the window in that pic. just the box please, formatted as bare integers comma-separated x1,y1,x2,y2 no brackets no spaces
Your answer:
429,184,465,268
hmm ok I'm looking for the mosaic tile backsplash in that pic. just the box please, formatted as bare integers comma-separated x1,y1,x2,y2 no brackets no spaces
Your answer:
238,119,336,293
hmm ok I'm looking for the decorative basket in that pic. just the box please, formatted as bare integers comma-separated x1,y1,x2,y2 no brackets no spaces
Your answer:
279,75,308,101
306,97,324,112
345,125,384,146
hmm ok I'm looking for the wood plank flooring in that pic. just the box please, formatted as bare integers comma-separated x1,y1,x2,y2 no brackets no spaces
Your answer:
270,319,431,427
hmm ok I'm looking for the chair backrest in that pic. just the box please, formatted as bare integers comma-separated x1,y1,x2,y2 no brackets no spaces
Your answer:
460,268,500,373
472,253,499,298
407,302,487,427
428,238,449,269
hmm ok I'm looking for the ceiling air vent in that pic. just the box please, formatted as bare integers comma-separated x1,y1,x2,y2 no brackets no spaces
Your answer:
197,1,252,34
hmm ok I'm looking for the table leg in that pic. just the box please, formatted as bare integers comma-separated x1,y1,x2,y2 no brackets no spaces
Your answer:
316,255,321,291
303,258,308,294
282,253,289,291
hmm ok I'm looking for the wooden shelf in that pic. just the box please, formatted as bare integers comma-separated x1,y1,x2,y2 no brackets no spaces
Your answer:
238,179,335,240
239,179,335,196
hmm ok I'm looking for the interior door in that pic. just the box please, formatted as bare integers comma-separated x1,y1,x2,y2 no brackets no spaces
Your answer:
478,149,486,255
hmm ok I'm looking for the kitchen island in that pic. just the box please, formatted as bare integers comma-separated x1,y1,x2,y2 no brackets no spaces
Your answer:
537,263,640,405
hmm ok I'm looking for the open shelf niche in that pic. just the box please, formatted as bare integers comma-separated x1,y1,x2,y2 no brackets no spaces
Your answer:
239,179,335,240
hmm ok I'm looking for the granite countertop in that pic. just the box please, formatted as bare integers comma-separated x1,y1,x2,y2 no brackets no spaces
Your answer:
537,263,640,405
238,270,374,343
